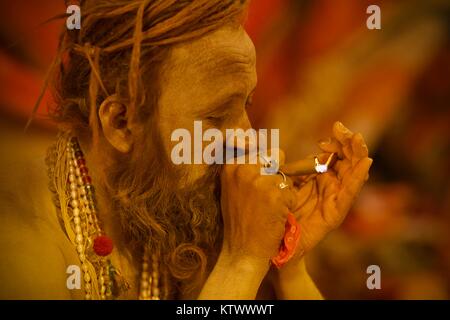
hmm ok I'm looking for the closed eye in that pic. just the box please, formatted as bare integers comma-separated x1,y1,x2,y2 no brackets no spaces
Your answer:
245,94,253,110
245,88,256,110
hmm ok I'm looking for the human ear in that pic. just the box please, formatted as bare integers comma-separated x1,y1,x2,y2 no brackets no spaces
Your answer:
98,95,133,153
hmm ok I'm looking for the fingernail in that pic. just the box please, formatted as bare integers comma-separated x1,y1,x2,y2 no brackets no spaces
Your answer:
338,122,350,133
318,138,331,145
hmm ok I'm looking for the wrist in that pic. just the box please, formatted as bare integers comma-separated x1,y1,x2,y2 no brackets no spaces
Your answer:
275,256,308,281
218,247,270,280
198,248,270,299
271,257,324,300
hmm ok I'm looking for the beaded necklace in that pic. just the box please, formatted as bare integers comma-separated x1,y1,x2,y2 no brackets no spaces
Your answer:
46,133,163,300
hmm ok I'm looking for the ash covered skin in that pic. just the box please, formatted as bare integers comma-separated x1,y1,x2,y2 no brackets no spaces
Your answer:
158,23,257,186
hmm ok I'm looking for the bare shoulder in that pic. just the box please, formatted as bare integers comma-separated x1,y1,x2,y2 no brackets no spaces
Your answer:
0,212,72,299
0,136,75,299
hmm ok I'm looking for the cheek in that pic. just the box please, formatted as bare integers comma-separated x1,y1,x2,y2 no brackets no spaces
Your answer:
157,117,176,163
222,111,251,130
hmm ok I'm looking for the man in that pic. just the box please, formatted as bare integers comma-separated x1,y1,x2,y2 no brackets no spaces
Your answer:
0,0,372,299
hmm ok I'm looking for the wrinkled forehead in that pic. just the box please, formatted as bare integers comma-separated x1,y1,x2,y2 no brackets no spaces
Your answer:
161,24,256,86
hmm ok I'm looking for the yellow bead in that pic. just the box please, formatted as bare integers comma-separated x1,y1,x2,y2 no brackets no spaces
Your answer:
140,281,149,289
71,200,79,208
73,208,80,217
76,234,83,244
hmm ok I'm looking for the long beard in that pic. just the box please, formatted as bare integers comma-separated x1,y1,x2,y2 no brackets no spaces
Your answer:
111,149,223,294
120,164,222,249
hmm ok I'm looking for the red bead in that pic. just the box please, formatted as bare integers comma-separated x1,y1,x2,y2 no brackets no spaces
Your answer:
75,151,83,159
75,158,86,167
82,175,92,184
93,236,114,256
79,166,88,175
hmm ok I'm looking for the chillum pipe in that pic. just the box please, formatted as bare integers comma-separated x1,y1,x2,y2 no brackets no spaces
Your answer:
227,145,338,176
280,153,338,176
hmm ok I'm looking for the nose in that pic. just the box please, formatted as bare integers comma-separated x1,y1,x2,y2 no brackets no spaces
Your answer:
224,112,257,161
236,112,252,131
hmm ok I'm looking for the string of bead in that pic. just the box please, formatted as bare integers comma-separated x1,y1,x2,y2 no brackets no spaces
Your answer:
68,137,110,299
67,136,162,300
139,247,161,300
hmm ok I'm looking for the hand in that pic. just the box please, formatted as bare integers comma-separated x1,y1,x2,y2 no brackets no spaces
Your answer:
287,122,373,262
219,148,299,270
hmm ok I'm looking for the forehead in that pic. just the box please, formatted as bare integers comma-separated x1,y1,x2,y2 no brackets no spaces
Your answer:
159,24,257,107
169,24,255,73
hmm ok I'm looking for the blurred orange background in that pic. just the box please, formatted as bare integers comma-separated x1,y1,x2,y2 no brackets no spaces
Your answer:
0,0,449,299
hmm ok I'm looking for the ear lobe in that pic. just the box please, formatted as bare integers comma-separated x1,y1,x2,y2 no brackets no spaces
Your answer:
98,96,133,153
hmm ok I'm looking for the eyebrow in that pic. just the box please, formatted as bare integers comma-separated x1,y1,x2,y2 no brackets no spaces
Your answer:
194,91,247,119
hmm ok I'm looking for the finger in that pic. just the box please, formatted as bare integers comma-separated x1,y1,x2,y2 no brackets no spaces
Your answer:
292,175,309,187
277,175,303,212
317,171,338,195
281,187,301,212
297,179,319,219
342,144,353,161
351,133,369,160
334,159,352,180
265,173,296,209
292,178,315,211
277,174,294,189
337,157,373,214
322,193,340,228
324,179,339,199
318,137,344,159
333,121,354,146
